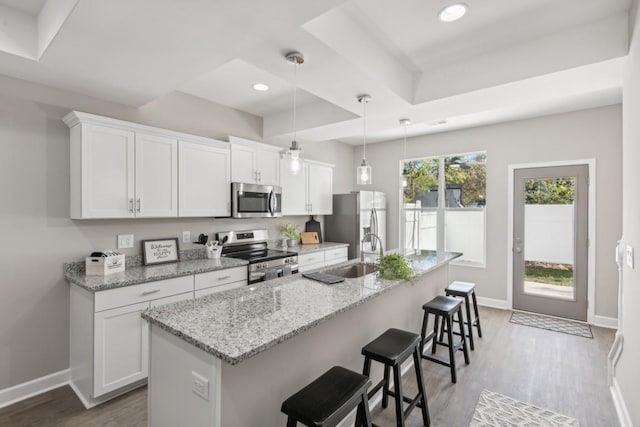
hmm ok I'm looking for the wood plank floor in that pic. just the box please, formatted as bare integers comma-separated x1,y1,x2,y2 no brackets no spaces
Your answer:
0,307,617,427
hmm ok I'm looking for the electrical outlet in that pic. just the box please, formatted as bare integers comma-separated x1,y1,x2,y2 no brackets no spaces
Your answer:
182,231,191,243
117,234,134,249
626,245,634,269
191,371,209,401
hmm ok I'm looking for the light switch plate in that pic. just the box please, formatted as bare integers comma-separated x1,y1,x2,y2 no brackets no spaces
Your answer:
117,234,134,249
191,371,209,401
182,231,191,243
626,245,634,269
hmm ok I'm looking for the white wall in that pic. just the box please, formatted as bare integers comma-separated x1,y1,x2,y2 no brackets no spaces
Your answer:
616,0,640,424
0,74,354,390
354,105,622,318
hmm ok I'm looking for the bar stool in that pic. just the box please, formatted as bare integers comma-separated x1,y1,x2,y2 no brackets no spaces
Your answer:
360,328,430,427
444,281,483,351
420,296,469,383
281,366,372,427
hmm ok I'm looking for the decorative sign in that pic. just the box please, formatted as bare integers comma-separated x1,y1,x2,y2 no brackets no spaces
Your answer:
142,238,180,265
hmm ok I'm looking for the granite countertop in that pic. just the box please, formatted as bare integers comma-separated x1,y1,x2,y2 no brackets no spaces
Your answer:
142,250,462,365
289,242,349,254
65,257,249,292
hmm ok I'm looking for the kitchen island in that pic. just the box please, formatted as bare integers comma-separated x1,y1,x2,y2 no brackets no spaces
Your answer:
143,250,461,427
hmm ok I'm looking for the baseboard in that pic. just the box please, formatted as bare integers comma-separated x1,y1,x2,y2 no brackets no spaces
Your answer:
475,296,509,310
0,369,70,409
610,377,633,427
591,315,618,330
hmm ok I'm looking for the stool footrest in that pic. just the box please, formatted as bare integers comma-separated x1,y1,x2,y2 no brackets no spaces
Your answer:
421,354,453,368
386,390,424,409
367,379,387,401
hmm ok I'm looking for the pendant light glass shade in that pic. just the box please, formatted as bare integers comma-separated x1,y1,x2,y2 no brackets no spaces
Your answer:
357,94,372,185
400,118,411,188
285,52,304,175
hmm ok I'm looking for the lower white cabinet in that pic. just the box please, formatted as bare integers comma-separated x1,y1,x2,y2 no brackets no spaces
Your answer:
93,302,149,397
69,267,247,408
297,246,348,272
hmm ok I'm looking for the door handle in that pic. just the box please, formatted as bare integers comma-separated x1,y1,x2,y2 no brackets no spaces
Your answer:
141,289,160,296
136,198,141,212
129,199,134,213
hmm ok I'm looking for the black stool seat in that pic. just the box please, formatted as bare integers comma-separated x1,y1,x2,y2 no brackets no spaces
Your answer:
444,280,483,351
362,328,421,366
281,366,371,427
420,296,469,383
422,295,462,315
445,281,475,296
360,328,430,427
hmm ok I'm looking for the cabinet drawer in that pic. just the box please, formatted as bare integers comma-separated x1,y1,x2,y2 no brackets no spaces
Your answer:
95,275,193,312
195,281,246,298
149,291,193,309
298,252,325,267
298,262,325,273
325,247,348,262
194,267,247,290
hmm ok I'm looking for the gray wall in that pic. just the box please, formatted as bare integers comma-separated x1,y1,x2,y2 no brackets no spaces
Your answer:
354,105,622,319
0,75,354,389
617,0,640,423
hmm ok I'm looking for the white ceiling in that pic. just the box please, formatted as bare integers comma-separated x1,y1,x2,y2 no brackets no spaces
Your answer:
0,0,631,145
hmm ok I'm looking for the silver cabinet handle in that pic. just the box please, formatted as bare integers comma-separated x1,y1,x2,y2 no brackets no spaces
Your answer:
141,289,160,296
258,171,262,182
136,198,141,212
129,199,134,213
218,275,231,281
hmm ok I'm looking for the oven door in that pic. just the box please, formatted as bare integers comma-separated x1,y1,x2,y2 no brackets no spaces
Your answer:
249,263,299,284
232,183,282,218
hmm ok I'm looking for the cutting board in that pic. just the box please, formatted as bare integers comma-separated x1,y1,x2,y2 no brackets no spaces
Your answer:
301,232,320,245
305,216,323,243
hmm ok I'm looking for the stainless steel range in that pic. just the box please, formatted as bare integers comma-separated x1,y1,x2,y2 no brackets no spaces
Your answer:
217,229,298,284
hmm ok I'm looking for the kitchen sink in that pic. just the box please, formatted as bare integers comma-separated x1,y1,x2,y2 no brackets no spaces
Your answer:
323,263,379,279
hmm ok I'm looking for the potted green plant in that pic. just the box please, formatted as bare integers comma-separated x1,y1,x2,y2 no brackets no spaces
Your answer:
280,224,301,247
377,253,416,284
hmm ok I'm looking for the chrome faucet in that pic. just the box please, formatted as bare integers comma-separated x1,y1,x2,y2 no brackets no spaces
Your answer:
361,233,384,263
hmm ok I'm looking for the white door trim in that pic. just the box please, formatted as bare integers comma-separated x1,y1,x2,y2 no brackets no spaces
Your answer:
507,159,596,324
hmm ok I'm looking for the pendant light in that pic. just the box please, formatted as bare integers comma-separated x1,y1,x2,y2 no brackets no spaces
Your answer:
400,118,411,188
357,94,372,185
284,51,304,175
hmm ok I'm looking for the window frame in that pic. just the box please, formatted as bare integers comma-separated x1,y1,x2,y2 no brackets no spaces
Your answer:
399,150,487,268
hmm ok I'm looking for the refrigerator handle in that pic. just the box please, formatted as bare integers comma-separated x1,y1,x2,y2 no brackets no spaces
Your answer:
371,208,378,251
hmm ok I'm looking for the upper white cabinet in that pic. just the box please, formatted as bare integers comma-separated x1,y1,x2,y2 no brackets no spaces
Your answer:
280,160,334,216
229,136,281,186
135,132,178,218
178,139,230,217
64,111,228,219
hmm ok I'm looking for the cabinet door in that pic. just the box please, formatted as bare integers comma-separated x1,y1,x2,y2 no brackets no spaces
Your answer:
81,124,135,218
280,161,308,215
94,302,149,397
307,163,333,215
231,144,257,183
179,140,230,217
135,133,178,217
255,149,280,186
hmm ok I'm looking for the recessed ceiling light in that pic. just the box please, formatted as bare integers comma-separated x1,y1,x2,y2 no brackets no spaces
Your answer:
252,83,269,91
438,3,467,22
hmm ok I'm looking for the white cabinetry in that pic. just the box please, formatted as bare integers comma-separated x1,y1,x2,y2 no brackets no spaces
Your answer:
135,132,178,217
229,136,280,186
194,266,247,298
280,160,334,216
178,139,230,217
297,246,348,272
64,111,230,219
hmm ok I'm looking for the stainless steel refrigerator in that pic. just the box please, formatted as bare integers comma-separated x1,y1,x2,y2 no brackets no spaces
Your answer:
325,191,386,260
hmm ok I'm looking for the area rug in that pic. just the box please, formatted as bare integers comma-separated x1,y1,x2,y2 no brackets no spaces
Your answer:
470,389,579,426
509,311,593,338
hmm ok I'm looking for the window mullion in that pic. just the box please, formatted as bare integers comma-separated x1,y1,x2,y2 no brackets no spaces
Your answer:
437,156,446,251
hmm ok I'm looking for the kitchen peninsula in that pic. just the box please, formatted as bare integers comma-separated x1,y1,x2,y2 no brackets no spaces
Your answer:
143,250,461,427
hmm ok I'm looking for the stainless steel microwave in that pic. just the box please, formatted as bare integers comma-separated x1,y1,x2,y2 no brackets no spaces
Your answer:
231,183,282,218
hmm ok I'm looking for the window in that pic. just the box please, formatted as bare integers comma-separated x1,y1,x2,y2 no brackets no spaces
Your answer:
402,152,486,266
